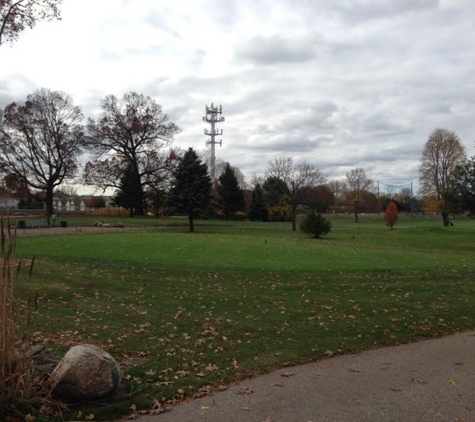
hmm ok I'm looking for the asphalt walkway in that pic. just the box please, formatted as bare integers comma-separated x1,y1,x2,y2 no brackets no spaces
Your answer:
131,331,475,422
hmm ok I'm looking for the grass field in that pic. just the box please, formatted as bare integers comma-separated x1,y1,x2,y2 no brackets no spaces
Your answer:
12,214,475,420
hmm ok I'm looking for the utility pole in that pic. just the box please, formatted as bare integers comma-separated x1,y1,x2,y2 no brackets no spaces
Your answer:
203,103,225,181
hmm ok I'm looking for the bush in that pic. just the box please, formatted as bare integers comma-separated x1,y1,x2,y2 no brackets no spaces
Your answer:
299,211,331,238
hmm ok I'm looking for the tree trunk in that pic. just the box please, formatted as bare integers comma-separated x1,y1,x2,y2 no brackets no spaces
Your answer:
442,212,450,226
134,190,145,215
134,203,145,216
291,205,297,231
45,187,54,219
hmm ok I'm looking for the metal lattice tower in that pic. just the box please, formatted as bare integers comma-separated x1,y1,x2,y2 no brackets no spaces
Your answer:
203,103,225,181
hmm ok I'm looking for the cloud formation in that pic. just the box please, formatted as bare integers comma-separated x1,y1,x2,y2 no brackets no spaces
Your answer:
1,0,474,194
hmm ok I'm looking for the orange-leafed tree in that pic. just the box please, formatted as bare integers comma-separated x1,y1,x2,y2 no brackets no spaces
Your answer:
384,201,399,229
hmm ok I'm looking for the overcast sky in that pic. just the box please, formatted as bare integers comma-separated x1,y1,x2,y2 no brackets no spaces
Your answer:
1,0,474,195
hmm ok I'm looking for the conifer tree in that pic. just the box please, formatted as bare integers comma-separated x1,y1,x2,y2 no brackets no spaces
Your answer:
248,183,268,221
217,163,244,220
166,148,212,232
113,163,143,217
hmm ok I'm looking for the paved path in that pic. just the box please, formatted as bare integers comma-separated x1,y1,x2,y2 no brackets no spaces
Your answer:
130,331,475,422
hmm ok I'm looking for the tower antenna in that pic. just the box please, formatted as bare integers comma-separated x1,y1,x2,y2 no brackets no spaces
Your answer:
203,103,225,181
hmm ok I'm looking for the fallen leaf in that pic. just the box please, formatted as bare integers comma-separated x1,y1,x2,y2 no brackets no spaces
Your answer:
270,382,284,387
411,378,427,384
149,399,167,415
449,379,456,386
239,387,254,395
281,372,296,377
390,387,402,392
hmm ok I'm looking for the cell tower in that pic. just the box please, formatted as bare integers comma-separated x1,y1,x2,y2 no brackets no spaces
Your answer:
203,103,225,181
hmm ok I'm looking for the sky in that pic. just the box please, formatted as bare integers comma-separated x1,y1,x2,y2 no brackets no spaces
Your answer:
1,0,475,195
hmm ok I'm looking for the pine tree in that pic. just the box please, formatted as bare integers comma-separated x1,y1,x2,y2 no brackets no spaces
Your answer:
113,163,144,217
217,163,244,220
166,148,212,232
248,183,268,221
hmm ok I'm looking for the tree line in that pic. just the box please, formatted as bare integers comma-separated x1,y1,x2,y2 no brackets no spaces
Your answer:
1,89,474,232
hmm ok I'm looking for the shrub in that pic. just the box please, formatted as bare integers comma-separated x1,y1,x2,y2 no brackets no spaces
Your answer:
299,211,332,238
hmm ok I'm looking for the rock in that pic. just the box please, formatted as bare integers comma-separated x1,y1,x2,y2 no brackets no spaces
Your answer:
50,344,121,401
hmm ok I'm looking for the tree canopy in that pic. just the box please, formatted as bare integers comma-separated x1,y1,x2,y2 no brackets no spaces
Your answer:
345,167,374,222
0,88,85,217
84,91,180,215
445,155,475,217
0,0,62,46
419,128,466,226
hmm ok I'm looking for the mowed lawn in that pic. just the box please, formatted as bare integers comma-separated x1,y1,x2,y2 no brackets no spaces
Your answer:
13,215,475,419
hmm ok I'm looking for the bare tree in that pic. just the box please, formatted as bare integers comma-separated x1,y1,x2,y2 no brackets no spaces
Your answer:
0,0,62,46
419,127,466,226
266,156,326,231
345,167,374,222
84,91,180,216
0,88,85,217
327,179,347,211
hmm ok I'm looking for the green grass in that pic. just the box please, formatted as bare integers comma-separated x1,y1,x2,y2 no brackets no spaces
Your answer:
13,214,475,420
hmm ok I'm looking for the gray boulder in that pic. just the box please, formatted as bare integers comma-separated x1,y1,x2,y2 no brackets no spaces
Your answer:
50,344,121,401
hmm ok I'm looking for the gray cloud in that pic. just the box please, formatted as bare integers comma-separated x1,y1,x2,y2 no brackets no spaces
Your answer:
234,34,318,65
1,0,474,195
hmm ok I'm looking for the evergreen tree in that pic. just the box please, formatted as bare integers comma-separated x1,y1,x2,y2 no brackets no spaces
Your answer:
166,148,212,232
113,163,143,217
248,183,268,221
217,163,244,220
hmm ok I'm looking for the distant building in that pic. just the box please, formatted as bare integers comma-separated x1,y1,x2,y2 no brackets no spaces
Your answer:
0,196,19,210
53,195,113,211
